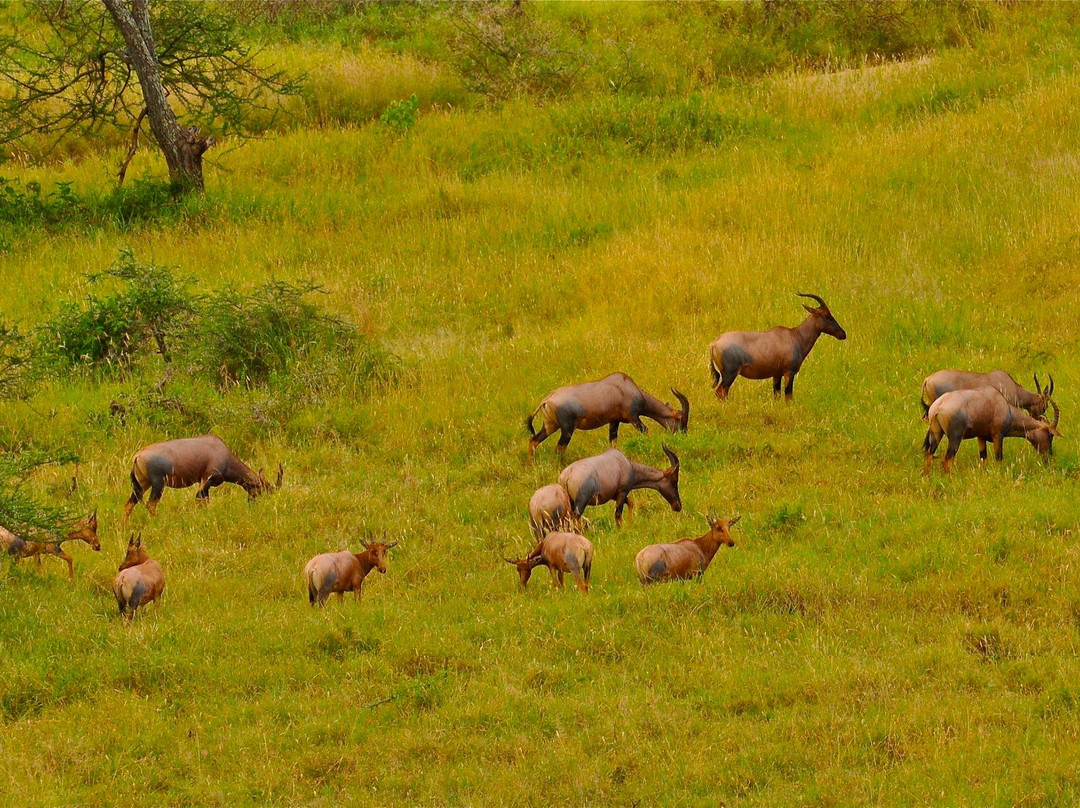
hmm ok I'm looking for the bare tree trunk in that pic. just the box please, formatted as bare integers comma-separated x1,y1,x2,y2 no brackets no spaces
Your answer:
101,0,210,192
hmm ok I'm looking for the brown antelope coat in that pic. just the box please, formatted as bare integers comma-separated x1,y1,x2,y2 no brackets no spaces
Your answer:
921,370,1052,419
124,434,281,522
528,484,577,539
558,446,681,527
635,515,739,584
113,536,165,619
6,511,100,579
709,293,846,400
526,372,688,460
304,540,397,606
505,531,594,592
924,387,1060,473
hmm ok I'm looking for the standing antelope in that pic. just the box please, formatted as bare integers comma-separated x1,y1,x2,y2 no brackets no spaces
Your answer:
123,434,282,522
303,539,397,606
921,370,1053,419
558,445,681,527
4,511,100,579
113,535,165,620
526,372,688,461
634,514,739,584
924,387,1060,473
709,292,846,400
527,484,580,539
505,531,594,593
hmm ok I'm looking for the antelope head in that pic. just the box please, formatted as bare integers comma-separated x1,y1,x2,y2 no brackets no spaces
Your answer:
704,513,740,547
1028,398,1061,457
69,509,101,551
360,536,398,573
666,388,690,434
1032,373,1055,418
247,463,284,498
798,292,847,340
659,444,682,513
118,533,149,571
505,554,543,587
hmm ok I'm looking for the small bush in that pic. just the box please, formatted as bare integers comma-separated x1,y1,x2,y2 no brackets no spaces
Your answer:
38,251,196,370
0,322,31,398
380,93,421,132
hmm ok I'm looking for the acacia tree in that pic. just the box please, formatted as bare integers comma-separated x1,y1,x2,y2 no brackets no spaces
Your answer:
0,0,298,192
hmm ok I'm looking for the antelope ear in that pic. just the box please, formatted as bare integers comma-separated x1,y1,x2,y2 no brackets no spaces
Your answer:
504,557,518,565
804,304,817,314
729,515,742,527
386,542,399,550
359,539,370,549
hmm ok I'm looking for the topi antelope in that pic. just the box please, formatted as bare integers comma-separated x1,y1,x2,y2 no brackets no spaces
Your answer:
634,514,739,585
526,372,688,461
113,534,165,620
558,445,681,527
505,531,593,593
123,434,282,523
709,292,846,400
304,539,397,606
4,511,100,580
527,484,581,539
921,370,1053,420
924,387,1060,473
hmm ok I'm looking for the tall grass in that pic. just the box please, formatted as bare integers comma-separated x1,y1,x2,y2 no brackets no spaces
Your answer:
2,7,1080,807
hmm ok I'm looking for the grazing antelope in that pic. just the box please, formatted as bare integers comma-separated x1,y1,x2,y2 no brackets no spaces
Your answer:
527,484,581,539
921,370,1053,419
924,387,1060,473
635,514,739,585
304,539,397,606
558,445,681,527
505,531,594,593
113,535,165,620
709,292,846,400
526,372,688,461
6,511,100,580
123,434,282,523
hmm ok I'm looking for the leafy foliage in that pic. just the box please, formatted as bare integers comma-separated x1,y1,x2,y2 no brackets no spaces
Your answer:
0,449,76,537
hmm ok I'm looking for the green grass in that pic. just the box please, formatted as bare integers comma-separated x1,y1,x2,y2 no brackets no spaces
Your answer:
5,6,1080,806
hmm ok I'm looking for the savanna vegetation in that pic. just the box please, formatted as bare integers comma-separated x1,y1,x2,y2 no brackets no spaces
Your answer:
4,2,1080,804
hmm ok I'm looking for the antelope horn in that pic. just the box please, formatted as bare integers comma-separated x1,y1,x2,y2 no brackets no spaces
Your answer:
1033,373,1042,395
797,292,826,308
662,444,679,470
672,388,690,433
1049,375,1055,398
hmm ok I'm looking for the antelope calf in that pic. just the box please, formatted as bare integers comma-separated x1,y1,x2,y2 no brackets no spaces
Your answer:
924,387,1060,473
505,531,593,593
635,514,739,584
709,293,846,400
526,372,688,461
1,511,100,579
124,434,282,523
304,539,397,606
921,370,1053,419
558,445,681,527
113,535,165,620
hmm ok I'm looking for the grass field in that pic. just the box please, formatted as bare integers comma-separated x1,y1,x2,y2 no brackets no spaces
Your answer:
4,4,1080,805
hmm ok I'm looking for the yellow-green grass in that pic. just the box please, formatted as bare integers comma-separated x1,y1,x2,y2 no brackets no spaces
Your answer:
4,17,1080,807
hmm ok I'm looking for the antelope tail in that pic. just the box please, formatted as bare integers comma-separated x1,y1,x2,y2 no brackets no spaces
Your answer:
709,358,721,390
525,404,544,437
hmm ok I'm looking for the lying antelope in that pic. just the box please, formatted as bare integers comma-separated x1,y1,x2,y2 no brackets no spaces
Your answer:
113,535,165,620
505,531,593,593
11,511,100,579
709,292,846,400
304,539,397,606
123,434,282,522
635,514,739,585
924,387,1060,473
526,372,688,461
558,445,681,527
527,484,581,539
921,370,1053,419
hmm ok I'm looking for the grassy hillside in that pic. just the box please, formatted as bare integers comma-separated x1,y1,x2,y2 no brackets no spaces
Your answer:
4,4,1080,805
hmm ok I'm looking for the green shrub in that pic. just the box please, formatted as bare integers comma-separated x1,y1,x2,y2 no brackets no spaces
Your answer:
38,251,196,370
380,93,421,132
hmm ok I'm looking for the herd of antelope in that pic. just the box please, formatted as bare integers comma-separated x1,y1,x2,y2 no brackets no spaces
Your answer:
1,292,1063,613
